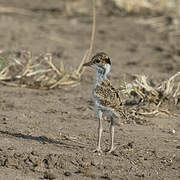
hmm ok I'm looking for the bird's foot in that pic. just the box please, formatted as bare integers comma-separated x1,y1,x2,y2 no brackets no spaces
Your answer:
105,146,116,154
93,147,103,154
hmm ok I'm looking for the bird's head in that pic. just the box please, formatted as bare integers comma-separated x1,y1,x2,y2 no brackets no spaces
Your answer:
83,52,111,75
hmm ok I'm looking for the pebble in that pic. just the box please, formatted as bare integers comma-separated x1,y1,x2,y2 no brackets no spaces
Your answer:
168,129,176,134
44,171,56,180
64,171,71,177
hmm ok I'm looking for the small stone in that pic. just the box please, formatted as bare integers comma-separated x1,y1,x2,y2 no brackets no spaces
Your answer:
7,147,14,150
31,151,39,156
100,173,111,180
64,171,71,176
44,171,56,180
127,141,134,148
172,130,176,134
176,145,180,149
168,129,176,134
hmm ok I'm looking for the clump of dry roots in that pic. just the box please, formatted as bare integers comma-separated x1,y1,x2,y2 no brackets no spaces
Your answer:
0,51,85,89
122,72,180,117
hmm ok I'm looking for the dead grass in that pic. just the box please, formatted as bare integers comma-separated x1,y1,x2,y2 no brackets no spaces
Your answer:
0,51,86,89
114,0,179,14
123,72,180,117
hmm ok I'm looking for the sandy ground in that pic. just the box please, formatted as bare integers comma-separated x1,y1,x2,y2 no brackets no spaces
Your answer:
0,0,180,180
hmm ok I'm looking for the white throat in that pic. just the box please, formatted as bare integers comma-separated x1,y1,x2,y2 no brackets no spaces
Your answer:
94,64,111,86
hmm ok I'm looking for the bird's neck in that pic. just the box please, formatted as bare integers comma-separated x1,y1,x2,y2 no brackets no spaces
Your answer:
94,64,111,87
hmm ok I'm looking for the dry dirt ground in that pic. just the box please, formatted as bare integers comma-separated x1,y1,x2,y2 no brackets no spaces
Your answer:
0,1,180,180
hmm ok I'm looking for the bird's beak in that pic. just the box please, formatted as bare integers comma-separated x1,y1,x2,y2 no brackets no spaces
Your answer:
83,61,93,67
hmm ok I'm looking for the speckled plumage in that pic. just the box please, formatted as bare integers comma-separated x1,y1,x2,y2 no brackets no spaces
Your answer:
93,79,124,118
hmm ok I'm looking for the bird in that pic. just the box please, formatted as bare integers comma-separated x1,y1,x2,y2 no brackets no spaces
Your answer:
83,52,125,153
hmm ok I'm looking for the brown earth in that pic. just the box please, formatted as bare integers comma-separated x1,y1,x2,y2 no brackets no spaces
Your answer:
0,0,180,180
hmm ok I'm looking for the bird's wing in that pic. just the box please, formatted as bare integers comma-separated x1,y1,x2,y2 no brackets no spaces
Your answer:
94,80,123,110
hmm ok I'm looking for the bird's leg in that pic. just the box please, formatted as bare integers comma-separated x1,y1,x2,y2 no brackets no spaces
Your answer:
94,110,103,153
107,118,116,153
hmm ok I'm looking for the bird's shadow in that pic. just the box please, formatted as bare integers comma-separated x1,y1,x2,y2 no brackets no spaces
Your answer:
0,130,87,149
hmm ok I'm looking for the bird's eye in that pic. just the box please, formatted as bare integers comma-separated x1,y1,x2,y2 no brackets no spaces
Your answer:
95,59,100,63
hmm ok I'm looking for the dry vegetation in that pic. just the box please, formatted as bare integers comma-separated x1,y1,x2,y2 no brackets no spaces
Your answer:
0,0,97,89
63,0,180,16
0,51,86,89
122,73,180,118
113,0,180,14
